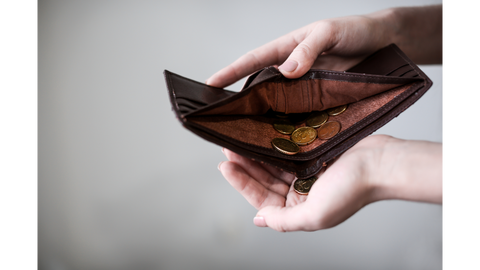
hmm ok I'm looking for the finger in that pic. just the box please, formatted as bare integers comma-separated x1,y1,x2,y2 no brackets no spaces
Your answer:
219,161,285,210
278,22,337,78
258,162,296,185
206,31,304,88
223,149,291,196
254,202,322,232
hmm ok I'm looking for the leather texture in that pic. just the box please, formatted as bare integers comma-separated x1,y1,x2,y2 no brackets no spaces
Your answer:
164,44,433,179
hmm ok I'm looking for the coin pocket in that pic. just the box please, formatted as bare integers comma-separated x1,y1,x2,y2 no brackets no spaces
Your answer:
165,44,433,178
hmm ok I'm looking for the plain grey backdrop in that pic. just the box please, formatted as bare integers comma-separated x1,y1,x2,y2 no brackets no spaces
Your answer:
39,0,442,269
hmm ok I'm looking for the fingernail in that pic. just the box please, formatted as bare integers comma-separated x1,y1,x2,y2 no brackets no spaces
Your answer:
217,161,224,171
253,216,267,227
205,79,210,85
221,148,225,154
278,60,298,72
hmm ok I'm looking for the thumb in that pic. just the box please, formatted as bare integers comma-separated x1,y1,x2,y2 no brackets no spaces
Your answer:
253,203,320,232
278,28,333,79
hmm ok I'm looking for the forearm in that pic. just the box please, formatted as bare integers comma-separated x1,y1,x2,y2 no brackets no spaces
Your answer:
371,137,442,204
375,5,442,64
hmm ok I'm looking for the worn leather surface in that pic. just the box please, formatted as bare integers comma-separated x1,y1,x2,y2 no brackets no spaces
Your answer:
164,44,433,178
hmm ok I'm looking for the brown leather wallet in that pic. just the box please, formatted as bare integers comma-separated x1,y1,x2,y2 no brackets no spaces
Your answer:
164,44,432,179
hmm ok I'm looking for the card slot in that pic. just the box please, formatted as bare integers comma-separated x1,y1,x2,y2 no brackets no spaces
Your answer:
178,103,198,112
346,44,411,75
165,70,236,111
179,108,194,114
386,64,412,76
398,70,418,78
176,97,208,108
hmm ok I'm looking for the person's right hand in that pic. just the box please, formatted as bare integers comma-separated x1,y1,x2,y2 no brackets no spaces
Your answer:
206,10,392,88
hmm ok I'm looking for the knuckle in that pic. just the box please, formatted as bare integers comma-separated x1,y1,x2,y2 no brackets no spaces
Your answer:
242,51,262,70
293,43,313,58
315,20,337,35
314,20,340,47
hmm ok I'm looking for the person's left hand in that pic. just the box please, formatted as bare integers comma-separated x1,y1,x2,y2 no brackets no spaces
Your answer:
218,135,394,232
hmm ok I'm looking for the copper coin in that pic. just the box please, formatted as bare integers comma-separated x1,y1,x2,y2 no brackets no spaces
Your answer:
291,127,317,146
293,176,317,195
273,119,295,135
306,111,329,128
271,138,300,155
317,121,341,140
327,105,348,116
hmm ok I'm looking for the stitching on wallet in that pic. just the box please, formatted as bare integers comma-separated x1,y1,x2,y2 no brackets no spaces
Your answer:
311,71,420,85
299,83,423,159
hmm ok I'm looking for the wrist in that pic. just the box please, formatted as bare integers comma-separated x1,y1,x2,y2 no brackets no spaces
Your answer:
368,136,406,202
369,137,443,204
365,7,399,49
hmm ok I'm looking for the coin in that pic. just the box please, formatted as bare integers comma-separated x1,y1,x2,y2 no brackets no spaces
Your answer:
306,111,329,128
273,119,295,135
291,127,317,146
317,121,341,140
293,176,318,195
271,138,300,155
327,105,348,116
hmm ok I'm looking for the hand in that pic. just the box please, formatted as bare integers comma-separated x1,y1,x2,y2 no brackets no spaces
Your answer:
218,135,389,232
206,13,390,88
218,135,442,232
206,5,442,89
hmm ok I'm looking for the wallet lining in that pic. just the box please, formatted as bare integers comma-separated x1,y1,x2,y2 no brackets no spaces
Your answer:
192,79,405,116
188,83,412,154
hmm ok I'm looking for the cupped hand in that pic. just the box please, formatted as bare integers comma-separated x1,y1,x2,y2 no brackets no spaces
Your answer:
206,11,392,88
218,135,394,232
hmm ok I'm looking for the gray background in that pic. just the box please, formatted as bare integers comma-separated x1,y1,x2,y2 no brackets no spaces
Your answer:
39,0,442,269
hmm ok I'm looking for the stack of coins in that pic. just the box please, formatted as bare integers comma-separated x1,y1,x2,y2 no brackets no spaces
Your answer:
271,104,348,155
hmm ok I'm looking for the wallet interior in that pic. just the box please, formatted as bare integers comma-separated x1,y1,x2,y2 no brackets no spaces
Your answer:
165,44,432,177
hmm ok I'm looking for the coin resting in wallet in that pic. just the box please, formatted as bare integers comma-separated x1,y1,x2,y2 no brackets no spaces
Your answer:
165,44,433,179
271,105,346,155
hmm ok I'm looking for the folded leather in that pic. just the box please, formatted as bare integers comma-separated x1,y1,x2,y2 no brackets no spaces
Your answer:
164,44,432,178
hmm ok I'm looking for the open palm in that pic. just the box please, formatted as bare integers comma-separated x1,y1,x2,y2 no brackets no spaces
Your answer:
219,135,391,232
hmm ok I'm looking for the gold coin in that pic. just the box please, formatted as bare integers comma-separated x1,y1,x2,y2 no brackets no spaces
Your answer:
271,138,300,155
317,121,341,140
327,105,348,116
291,127,317,146
306,111,329,128
293,176,317,195
273,119,295,135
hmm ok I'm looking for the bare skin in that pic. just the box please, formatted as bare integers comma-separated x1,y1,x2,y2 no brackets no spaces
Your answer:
206,5,442,88
219,135,441,232
211,5,443,232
